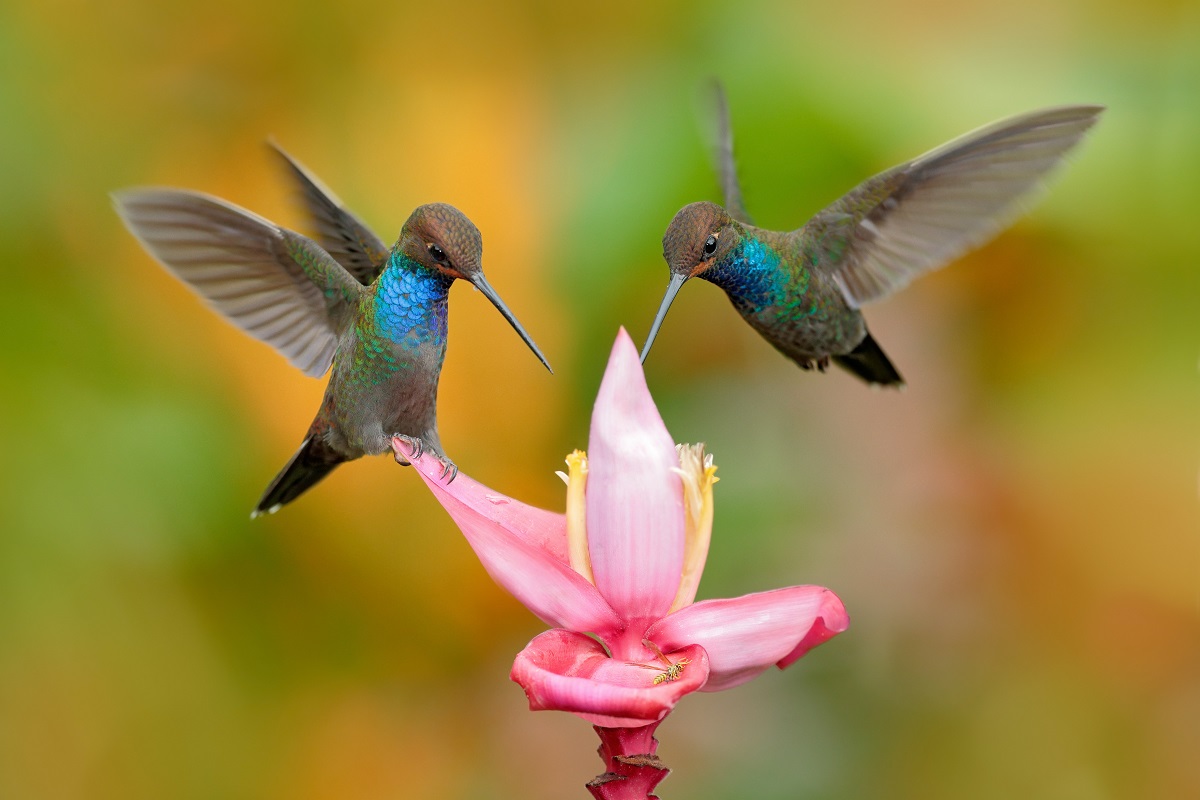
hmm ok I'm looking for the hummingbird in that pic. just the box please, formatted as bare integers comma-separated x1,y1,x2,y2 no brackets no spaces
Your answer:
114,144,551,516
641,85,1104,385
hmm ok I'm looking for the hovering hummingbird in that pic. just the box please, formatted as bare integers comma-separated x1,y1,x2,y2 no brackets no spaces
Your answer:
641,85,1103,385
114,144,551,516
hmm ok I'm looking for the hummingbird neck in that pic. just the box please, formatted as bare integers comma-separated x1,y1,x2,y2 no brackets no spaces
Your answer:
373,253,454,346
702,236,784,313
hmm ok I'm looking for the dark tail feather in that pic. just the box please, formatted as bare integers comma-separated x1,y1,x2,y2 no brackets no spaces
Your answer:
833,332,905,387
252,436,345,517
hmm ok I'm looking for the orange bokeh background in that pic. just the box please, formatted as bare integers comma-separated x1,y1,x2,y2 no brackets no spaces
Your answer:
2,1,1197,798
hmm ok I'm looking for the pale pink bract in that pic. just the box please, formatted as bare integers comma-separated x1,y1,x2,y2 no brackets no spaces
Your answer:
395,329,848,728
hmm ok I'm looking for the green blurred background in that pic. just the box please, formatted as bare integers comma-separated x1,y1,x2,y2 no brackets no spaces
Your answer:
2,0,1197,797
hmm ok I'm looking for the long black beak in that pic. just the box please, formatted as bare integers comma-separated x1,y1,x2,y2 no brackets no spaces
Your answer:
470,273,553,373
640,272,688,363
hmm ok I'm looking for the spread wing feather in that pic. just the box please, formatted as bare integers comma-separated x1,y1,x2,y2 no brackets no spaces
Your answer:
701,80,754,225
804,105,1104,307
114,188,365,377
268,141,390,285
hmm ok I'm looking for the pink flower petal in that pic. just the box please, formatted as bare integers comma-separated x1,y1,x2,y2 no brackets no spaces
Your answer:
399,440,570,563
586,329,686,623
645,586,848,692
403,445,622,633
510,629,709,728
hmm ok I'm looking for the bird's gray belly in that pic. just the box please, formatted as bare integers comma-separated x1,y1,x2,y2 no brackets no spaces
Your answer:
323,340,443,458
744,298,867,364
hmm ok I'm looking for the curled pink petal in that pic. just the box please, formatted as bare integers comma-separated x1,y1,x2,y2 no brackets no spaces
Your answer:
398,439,569,564
511,629,709,728
403,444,621,633
645,586,848,692
586,329,685,623
777,611,845,669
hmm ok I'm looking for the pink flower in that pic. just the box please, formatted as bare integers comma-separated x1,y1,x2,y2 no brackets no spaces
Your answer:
395,329,848,732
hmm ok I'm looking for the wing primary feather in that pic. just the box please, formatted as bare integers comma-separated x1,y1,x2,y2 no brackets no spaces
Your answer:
113,188,365,377
267,140,390,285
700,79,754,225
804,105,1104,307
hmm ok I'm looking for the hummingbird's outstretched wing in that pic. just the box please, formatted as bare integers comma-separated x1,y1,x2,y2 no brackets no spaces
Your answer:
114,189,365,378
701,80,754,225
802,105,1104,308
268,141,391,285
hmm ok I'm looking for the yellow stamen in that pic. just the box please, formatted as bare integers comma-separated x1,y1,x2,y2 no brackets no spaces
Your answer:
669,443,718,612
563,450,594,584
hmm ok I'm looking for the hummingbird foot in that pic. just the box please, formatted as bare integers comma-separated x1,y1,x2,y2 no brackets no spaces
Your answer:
437,457,459,484
391,434,425,465
390,434,458,483
798,356,831,373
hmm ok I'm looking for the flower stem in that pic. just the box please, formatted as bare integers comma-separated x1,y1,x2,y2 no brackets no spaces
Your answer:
586,722,668,799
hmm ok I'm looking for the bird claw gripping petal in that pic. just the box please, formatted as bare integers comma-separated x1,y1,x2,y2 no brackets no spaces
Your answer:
391,434,424,465
391,434,457,483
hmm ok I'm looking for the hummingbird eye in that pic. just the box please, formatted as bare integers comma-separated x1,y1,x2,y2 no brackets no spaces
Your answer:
702,235,718,257
427,243,448,264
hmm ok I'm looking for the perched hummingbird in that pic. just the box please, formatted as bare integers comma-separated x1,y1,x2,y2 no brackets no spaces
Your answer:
642,85,1104,385
114,145,551,516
